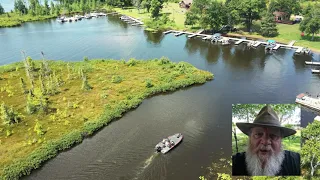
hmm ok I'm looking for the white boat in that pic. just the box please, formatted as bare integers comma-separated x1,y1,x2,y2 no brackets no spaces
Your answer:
56,18,63,23
155,133,183,154
296,93,320,111
90,13,98,18
312,69,320,74
211,33,222,42
84,14,92,19
98,12,107,16
221,39,230,45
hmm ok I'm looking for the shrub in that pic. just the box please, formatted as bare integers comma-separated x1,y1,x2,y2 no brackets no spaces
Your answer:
111,75,123,83
145,79,154,88
1,102,21,125
83,56,89,62
34,120,46,136
127,58,137,66
158,57,170,65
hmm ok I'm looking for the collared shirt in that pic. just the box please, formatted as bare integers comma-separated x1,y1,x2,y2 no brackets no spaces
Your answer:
232,150,301,176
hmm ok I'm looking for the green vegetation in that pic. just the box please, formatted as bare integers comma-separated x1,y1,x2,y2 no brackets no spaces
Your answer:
111,0,320,51
0,57,213,179
260,12,278,37
299,3,320,41
301,120,320,177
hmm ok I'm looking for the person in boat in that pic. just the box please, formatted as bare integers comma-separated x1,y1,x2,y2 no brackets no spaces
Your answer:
232,105,300,176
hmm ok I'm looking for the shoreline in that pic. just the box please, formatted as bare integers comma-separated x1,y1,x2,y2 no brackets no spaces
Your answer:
113,8,320,53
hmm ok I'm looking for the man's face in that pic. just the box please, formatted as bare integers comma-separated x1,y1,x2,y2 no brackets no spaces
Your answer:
249,126,282,163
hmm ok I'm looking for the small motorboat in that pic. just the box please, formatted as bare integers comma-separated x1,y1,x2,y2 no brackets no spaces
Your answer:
211,33,222,42
221,38,230,45
265,39,276,52
155,133,183,154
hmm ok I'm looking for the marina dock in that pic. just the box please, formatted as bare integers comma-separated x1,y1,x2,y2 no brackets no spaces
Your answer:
305,61,320,65
296,93,320,112
295,47,303,54
288,40,296,46
120,15,144,25
162,29,310,55
253,42,262,47
187,29,204,38
273,44,281,50
235,40,243,45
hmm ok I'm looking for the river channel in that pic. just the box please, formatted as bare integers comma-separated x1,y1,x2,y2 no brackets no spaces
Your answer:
1,14,320,180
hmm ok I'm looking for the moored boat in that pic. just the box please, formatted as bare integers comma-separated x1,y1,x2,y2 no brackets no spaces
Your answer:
296,93,320,112
155,133,183,154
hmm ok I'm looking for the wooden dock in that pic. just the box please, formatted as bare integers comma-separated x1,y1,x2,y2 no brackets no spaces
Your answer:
235,40,243,45
162,29,309,54
295,47,303,53
305,61,320,65
163,30,173,34
119,15,144,25
187,29,204,38
273,44,281,50
202,36,211,40
253,42,262,47
288,40,296,46
175,32,184,36
312,69,320,74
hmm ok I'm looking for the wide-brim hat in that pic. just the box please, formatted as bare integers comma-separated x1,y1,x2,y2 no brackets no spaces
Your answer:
236,105,296,138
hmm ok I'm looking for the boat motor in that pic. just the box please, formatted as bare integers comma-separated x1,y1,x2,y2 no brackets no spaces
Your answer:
156,146,162,152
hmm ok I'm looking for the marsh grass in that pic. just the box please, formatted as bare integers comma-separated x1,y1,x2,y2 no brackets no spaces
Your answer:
0,57,213,179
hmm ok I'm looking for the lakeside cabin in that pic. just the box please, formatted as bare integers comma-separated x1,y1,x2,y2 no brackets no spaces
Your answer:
179,0,192,9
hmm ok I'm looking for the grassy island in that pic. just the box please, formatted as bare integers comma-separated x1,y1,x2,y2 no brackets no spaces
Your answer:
0,57,213,179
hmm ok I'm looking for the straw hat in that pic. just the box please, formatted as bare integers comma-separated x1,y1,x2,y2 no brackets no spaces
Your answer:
236,105,296,138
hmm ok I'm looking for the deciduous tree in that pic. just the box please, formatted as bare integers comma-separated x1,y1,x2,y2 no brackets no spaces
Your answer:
0,3,5,14
228,0,266,32
299,4,320,41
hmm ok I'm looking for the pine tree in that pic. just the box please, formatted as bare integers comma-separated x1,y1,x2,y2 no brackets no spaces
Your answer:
260,12,278,37
0,3,4,15
20,77,28,94
39,74,47,95
82,74,92,90
26,90,37,114
22,52,35,90
0,103,21,125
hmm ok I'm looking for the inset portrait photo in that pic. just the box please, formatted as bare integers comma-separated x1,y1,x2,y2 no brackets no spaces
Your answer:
232,104,301,176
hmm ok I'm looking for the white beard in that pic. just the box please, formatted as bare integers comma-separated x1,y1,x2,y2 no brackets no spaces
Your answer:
245,143,285,176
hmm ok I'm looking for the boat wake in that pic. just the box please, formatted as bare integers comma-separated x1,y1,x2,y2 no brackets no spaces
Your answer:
133,152,159,180
143,153,159,169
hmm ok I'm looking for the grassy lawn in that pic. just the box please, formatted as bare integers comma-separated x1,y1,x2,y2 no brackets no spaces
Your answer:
0,58,213,179
111,3,201,32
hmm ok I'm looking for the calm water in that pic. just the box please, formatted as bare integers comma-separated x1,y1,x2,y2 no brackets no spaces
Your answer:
1,16,320,180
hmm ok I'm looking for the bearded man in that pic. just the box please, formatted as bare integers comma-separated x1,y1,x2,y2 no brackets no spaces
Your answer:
232,105,301,176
